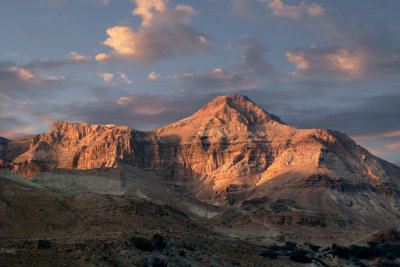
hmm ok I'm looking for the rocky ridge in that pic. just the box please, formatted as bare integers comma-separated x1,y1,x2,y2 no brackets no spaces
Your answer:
1,95,400,231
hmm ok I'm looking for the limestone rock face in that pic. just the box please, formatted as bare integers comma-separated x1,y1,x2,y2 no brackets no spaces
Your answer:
1,95,400,212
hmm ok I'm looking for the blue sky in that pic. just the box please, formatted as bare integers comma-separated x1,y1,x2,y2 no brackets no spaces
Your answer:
1,0,400,164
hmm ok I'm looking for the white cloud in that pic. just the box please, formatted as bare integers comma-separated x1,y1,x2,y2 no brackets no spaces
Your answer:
98,72,114,82
147,71,159,80
117,72,132,84
68,51,91,61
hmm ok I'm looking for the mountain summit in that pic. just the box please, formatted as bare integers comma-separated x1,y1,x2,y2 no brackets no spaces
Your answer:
156,95,285,143
1,95,400,229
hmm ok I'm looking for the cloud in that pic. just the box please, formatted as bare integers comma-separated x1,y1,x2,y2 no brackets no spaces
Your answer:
148,71,159,80
286,46,364,78
67,51,91,61
117,93,167,115
385,141,400,150
0,114,36,139
117,72,132,84
5,51,20,57
6,67,35,80
0,59,81,104
261,0,324,19
232,0,260,17
99,0,111,5
173,68,257,92
96,0,211,63
291,93,400,138
286,24,400,80
353,130,400,141
234,36,275,77
98,72,114,82
45,93,217,130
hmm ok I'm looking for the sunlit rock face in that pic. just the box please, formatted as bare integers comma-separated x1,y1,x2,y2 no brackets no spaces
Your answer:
1,95,400,209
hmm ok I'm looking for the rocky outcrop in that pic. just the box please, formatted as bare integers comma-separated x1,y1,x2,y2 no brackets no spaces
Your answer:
1,95,400,212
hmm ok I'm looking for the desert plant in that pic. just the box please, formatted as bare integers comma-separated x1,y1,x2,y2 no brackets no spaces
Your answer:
131,237,155,252
282,241,297,251
260,248,278,259
37,239,51,249
349,245,379,259
152,234,166,250
331,244,350,258
289,249,312,263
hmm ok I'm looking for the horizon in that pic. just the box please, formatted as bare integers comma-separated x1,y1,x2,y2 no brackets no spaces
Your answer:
1,0,400,164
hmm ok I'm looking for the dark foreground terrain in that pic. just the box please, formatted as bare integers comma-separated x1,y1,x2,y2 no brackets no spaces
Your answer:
1,175,400,266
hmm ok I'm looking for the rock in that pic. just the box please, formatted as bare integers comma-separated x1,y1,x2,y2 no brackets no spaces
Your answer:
1,94,400,229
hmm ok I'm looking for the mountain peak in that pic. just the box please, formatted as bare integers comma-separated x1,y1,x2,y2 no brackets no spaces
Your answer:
208,94,251,104
198,95,283,124
156,95,287,142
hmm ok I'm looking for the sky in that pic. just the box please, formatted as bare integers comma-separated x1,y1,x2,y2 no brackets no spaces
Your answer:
0,0,400,164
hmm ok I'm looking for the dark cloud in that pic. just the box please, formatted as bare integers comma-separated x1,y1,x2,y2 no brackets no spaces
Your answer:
0,61,69,99
43,93,219,130
286,25,400,80
0,114,36,139
234,36,276,77
286,93,400,137
174,68,257,92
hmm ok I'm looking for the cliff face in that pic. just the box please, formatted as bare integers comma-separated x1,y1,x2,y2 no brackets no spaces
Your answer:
1,95,400,208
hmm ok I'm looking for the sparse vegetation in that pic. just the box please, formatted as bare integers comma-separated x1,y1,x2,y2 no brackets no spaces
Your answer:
289,249,312,263
152,234,166,250
130,237,155,252
260,248,278,259
37,239,51,249
304,242,320,252
329,239,400,266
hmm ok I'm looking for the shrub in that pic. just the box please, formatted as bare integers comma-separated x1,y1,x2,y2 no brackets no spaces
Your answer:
152,258,167,267
304,242,320,252
289,249,312,263
152,234,166,250
131,237,155,252
268,244,281,251
331,244,350,258
282,241,297,251
179,250,186,257
349,245,379,259
37,239,51,249
260,248,278,259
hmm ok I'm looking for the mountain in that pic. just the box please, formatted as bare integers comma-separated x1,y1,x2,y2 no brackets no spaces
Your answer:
1,95,400,234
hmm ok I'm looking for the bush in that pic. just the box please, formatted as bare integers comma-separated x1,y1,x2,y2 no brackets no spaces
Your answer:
152,234,166,250
179,250,186,257
349,245,379,259
282,241,297,251
268,244,281,251
131,237,155,252
331,244,350,258
37,239,51,249
152,258,167,267
289,249,312,263
260,248,278,259
304,242,320,252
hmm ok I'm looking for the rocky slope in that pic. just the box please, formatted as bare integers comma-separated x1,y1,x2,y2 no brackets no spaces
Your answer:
1,95,400,230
